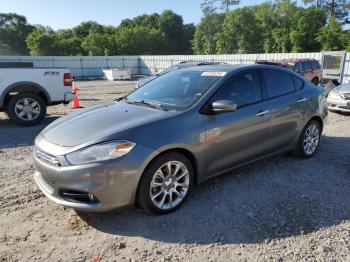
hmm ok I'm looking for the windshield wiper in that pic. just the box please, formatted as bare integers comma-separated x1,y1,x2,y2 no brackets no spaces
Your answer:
114,96,126,101
125,98,166,111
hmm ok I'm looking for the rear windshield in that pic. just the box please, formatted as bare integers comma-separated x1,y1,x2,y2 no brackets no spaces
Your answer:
286,64,295,71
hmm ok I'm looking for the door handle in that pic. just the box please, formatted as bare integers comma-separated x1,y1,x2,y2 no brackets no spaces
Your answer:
297,98,307,103
256,110,269,116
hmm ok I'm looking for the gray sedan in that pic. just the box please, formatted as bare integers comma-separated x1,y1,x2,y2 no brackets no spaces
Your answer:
33,65,327,214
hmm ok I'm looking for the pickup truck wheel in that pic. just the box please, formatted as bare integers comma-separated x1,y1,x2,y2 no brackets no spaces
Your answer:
6,93,46,126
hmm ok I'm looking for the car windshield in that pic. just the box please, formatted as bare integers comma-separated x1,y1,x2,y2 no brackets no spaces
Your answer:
158,65,179,76
127,70,224,111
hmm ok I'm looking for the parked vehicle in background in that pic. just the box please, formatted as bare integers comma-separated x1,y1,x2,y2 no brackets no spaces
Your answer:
33,64,327,214
327,82,350,113
256,59,322,85
135,61,225,89
0,62,74,126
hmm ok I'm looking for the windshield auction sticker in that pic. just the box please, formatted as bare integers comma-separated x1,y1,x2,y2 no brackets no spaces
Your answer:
201,71,227,77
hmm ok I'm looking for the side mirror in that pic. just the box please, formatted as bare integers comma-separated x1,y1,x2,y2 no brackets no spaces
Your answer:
211,100,237,113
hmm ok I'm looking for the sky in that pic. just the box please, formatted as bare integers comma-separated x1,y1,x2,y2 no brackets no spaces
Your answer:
0,0,299,29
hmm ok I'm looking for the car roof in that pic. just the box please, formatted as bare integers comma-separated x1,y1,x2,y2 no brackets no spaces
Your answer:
177,61,225,67
178,63,298,73
178,64,243,72
257,58,318,66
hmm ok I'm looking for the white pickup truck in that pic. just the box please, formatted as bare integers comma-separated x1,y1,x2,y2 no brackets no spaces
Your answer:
0,63,74,126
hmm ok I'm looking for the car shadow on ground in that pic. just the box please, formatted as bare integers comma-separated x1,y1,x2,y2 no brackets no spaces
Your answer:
77,135,350,245
0,116,59,149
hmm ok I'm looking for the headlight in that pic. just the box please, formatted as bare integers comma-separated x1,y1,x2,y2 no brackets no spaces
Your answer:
329,90,342,99
66,141,136,165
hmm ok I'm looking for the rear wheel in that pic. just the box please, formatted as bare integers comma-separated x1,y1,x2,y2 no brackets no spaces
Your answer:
6,92,46,126
311,78,319,86
292,120,321,158
137,152,194,214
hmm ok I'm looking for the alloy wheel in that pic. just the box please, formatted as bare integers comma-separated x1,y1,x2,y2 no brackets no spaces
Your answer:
14,97,41,121
303,124,320,155
149,161,190,210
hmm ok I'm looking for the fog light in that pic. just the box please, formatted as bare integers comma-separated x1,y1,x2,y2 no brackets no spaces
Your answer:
88,193,94,201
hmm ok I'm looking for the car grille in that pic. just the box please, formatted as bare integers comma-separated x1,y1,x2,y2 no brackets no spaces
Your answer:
40,173,56,191
343,93,350,100
34,146,60,166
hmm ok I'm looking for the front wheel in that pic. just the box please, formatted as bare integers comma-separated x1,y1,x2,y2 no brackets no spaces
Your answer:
137,152,194,214
292,120,321,158
6,92,46,126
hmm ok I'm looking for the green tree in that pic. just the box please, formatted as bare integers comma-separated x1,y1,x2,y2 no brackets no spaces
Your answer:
317,16,344,50
221,0,240,13
73,21,104,39
271,0,300,52
341,30,350,51
200,0,218,54
253,3,276,53
26,26,59,55
290,7,326,52
326,0,350,23
182,23,196,54
56,29,84,55
302,0,326,9
120,13,160,29
194,0,225,54
119,11,194,54
193,13,224,54
0,13,34,55
81,33,116,56
216,7,264,54
115,26,167,55
158,10,185,53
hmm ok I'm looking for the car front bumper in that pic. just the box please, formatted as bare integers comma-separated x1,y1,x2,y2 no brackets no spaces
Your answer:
33,142,157,211
327,97,350,113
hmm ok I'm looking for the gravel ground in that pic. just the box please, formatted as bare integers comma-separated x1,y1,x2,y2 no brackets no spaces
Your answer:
1,80,350,262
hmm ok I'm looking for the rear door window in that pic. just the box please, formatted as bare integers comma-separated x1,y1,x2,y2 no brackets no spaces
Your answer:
212,70,262,108
294,63,302,73
292,76,304,90
311,60,321,70
262,69,295,99
301,61,312,72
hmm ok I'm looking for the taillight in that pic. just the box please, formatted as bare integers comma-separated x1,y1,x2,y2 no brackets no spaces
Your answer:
64,73,72,86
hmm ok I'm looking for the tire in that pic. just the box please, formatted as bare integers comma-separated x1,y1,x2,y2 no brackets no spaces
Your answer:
311,78,319,86
137,152,194,214
6,92,46,126
292,120,321,158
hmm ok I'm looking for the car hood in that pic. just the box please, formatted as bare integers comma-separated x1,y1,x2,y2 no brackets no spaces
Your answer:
335,83,350,93
41,101,171,147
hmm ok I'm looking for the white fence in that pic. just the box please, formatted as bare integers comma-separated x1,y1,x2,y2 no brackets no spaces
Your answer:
0,52,349,83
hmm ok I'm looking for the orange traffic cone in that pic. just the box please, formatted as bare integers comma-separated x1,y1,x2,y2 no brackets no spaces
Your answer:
71,94,81,109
